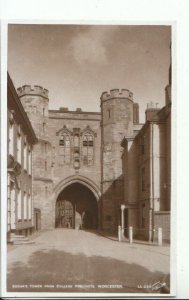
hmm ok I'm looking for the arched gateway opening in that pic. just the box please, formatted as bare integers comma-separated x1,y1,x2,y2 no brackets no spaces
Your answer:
55,182,98,229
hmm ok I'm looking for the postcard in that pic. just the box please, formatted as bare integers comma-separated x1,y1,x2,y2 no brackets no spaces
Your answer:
1,20,175,298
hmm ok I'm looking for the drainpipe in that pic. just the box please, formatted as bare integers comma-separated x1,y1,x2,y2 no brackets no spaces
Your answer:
149,122,154,241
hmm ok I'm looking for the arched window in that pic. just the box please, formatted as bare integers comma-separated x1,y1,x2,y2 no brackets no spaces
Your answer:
82,133,94,166
59,133,71,164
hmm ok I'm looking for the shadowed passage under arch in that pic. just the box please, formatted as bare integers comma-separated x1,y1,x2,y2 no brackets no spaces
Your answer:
55,182,98,229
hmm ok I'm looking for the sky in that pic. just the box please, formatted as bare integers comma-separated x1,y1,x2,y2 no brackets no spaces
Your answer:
8,24,171,123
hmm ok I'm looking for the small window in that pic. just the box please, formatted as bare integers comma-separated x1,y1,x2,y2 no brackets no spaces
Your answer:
108,109,111,119
59,135,64,146
42,122,45,133
88,135,93,146
45,186,48,196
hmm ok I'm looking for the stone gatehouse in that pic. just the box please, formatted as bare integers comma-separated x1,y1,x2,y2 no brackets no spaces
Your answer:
17,86,141,232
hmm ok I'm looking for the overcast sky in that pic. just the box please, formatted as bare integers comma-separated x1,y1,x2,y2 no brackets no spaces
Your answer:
8,24,171,123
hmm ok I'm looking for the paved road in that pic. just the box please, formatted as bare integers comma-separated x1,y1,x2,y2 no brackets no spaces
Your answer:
7,229,170,294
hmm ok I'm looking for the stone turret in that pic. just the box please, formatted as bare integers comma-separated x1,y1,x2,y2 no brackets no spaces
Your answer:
100,88,136,230
101,88,133,101
17,84,53,230
17,85,49,139
17,85,49,99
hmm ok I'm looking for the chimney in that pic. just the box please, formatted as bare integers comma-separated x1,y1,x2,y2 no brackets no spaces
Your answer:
145,103,160,121
59,107,68,112
133,103,139,123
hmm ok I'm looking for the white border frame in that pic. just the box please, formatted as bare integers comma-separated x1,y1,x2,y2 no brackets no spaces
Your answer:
1,20,175,298
2,0,189,295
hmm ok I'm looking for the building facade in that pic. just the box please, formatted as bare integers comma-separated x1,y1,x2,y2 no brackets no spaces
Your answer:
121,67,171,241
9,66,171,241
7,74,38,240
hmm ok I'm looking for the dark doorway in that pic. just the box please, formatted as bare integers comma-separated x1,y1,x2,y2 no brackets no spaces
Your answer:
82,210,94,229
55,200,74,228
55,182,98,229
34,208,41,231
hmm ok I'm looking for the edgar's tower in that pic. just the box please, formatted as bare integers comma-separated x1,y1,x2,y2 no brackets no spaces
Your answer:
100,89,138,231
17,85,53,229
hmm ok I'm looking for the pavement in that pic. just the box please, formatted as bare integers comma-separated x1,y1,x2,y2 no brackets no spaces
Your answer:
7,228,170,294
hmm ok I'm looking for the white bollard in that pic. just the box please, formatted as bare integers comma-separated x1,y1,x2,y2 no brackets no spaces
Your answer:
121,228,125,240
129,226,133,244
158,227,163,246
118,225,122,242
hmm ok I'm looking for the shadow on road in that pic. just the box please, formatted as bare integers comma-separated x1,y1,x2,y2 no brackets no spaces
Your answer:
7,249,170,294
83,229,118,241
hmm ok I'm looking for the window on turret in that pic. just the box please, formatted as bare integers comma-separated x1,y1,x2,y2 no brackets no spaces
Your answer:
82,133,94,166
59,133,71,164
42,122,45,133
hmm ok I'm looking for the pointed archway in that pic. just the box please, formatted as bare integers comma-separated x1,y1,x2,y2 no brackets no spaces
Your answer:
55,182,98,229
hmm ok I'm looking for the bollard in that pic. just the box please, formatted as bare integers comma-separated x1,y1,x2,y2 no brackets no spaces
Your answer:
118,225,122,242
121,228,125,240
158,227,163,246
129,226,133,244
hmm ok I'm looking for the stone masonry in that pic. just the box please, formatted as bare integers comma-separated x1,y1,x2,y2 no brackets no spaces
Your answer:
17,85,141,232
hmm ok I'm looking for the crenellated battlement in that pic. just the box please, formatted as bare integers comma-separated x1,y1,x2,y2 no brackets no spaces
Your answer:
17,85,49,99
101,89,133,102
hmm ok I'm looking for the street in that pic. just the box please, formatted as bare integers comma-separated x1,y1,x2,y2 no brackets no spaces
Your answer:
7,229,170,293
